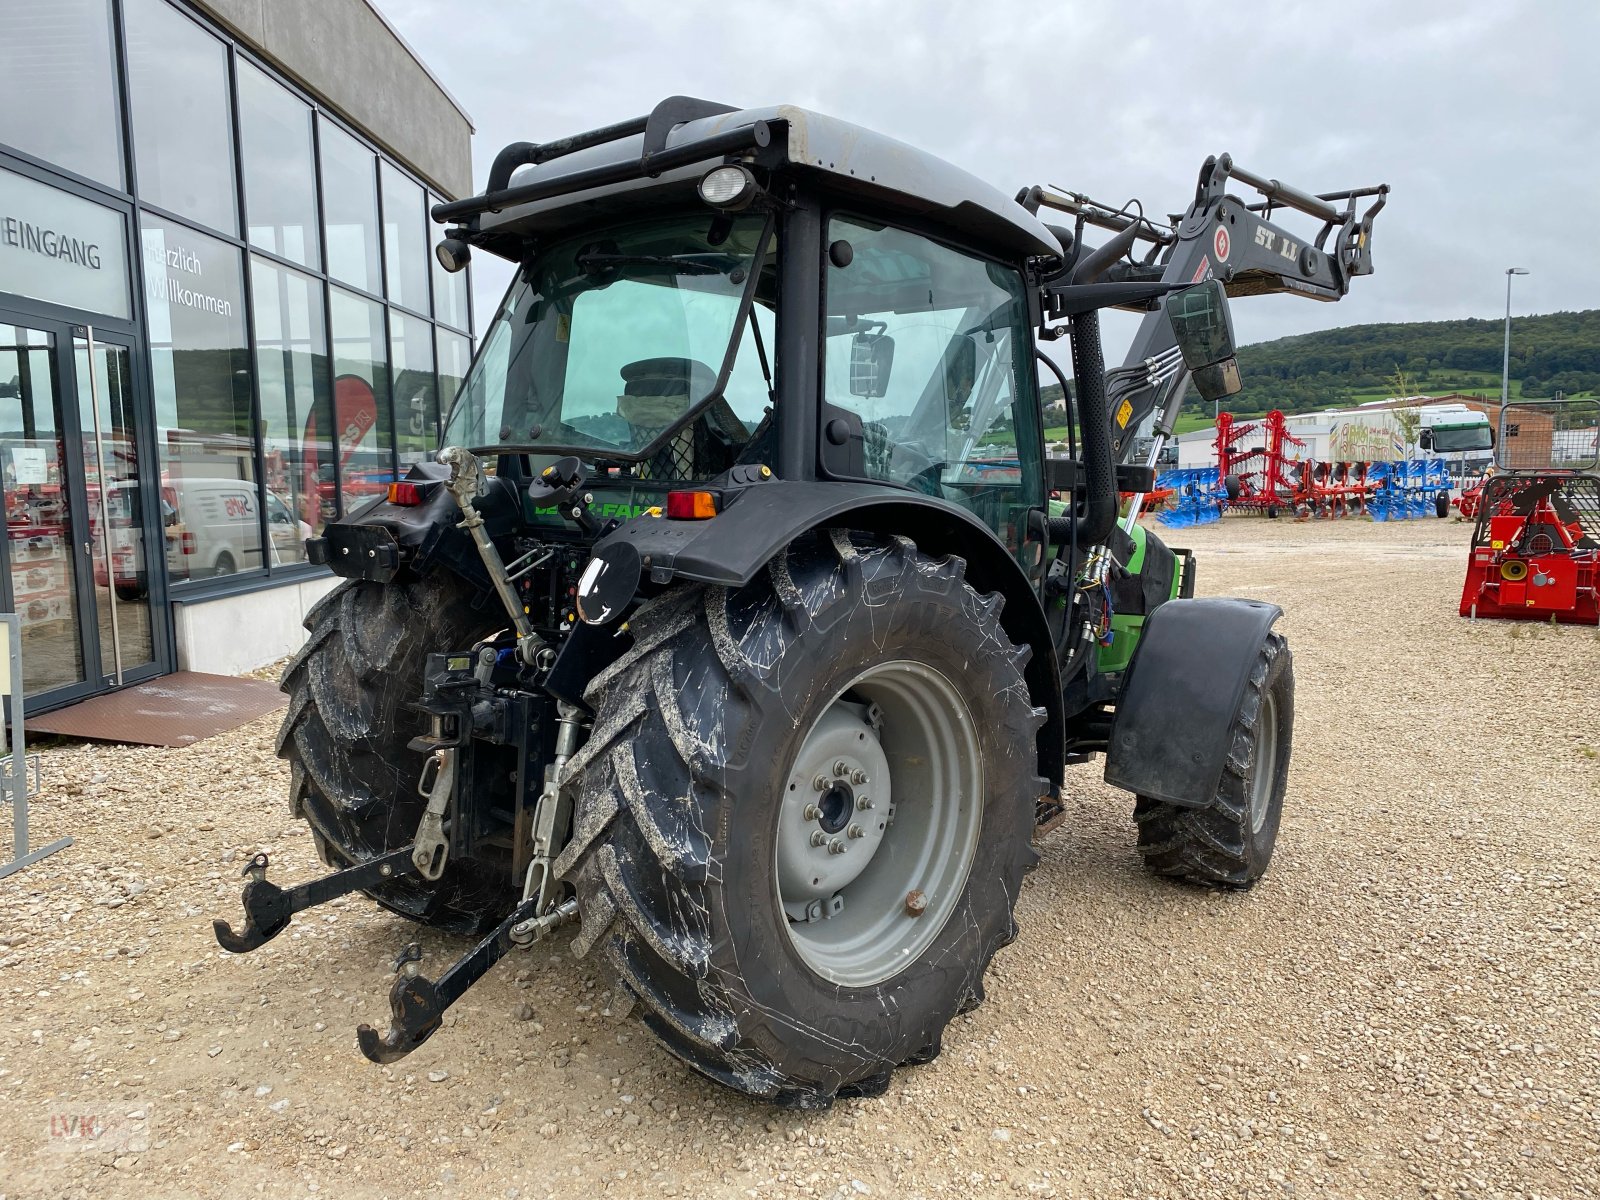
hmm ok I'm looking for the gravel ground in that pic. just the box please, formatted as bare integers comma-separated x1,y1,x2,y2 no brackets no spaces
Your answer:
1,516,1596,1200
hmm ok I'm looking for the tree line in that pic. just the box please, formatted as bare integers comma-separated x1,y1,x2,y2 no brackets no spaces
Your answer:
1213,309,1600,415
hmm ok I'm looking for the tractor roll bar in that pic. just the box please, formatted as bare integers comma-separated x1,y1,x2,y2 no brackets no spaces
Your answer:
484,117,651,194
435,96,768,224
435,125,773,223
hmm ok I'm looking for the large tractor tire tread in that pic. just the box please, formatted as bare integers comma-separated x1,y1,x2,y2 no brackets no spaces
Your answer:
276,574,514,934
1133,632,1292,888
558,532,1044,1109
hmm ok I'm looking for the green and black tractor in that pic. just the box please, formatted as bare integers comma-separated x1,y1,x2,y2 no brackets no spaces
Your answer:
216,98,1386,1108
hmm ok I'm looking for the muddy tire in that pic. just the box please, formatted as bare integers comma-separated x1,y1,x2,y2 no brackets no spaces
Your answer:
1133,633,1292,888
557,532,1045,1107
276,573,514,933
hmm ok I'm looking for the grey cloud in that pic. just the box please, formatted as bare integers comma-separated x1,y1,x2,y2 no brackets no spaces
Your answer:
385,0,1595,358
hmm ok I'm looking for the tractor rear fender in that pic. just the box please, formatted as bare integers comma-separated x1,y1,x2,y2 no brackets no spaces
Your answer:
1103,597,1282,807
584,480,1065,789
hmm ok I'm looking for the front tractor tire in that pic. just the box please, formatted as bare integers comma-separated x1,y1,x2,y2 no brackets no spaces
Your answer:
557,532,1046,1108
276,574,514,934
1134,632,1293,888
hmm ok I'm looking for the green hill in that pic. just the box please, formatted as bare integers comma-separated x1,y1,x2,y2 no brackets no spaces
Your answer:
1214,309,1600,418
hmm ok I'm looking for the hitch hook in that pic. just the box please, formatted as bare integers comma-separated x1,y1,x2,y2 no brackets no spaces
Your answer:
356,898,578,1064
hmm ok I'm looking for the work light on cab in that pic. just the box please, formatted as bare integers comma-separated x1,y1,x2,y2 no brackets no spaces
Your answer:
698,165,757,209
434,235,470,273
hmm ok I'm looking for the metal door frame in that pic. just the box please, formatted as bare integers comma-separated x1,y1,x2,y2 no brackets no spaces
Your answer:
74,322,169,690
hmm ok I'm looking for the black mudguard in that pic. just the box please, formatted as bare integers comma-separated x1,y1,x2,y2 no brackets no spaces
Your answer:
1103,597,1282,807
584,479,1067,790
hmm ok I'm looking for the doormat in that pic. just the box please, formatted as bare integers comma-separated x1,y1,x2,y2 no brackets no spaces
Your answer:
25,672,286,748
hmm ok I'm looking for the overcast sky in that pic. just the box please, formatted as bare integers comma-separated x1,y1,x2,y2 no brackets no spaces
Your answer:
383,0,1596,361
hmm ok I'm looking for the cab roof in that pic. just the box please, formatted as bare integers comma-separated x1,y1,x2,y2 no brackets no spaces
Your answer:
464,99,1062,260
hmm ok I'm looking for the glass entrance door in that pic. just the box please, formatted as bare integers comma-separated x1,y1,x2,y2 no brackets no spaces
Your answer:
0,311,164,705
0,321,88,695
76,331,157,683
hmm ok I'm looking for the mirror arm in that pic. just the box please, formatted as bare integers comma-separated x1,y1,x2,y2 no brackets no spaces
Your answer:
1044,280,1183,319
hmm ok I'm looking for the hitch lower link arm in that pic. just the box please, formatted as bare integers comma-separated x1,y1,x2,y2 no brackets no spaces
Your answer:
212,847,419,953
355,895,578,1064
215,742,458,953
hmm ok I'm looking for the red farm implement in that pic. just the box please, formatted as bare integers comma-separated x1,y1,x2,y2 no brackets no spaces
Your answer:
1460,399,1600,625
1216,410,1304,516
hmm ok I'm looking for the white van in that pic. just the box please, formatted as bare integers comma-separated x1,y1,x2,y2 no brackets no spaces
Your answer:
166,478,311,581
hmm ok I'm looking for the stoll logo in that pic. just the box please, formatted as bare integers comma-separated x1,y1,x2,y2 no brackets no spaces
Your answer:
0,214,102,270
44,1103,153,1153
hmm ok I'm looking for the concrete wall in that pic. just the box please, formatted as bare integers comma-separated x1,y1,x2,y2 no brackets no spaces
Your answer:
194,0,473,198
173,575,342,676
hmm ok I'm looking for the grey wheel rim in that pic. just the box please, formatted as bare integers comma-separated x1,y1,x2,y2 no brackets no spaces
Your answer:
774,660,983,987
1249,690,1280,835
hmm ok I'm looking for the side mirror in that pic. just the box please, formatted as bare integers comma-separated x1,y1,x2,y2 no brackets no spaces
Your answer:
1163,279,1242,403
849,332,895,398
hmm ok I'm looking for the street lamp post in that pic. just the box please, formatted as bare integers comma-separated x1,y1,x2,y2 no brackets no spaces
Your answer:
1502,267,1529,412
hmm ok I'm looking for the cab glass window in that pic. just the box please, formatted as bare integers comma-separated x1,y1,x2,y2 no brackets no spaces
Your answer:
824,217,1040,548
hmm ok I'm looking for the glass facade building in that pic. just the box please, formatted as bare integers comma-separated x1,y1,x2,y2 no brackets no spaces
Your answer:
0,0,473,710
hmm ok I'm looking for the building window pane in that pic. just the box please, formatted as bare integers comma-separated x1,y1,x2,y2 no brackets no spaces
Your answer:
430,193,470,331
381,164,427,313
125,0,237,234
390,311,437,466
328,286,390,511
436,327,471,432
320,122,379,293
238,62,320,270
141,213,259,584
0,166,132,320
0,0,123,187
250,258,331,565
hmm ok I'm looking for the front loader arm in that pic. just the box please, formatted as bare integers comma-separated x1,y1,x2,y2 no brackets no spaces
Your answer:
1028,156,1388,459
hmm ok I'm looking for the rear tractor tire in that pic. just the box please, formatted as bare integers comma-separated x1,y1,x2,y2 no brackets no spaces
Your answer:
557,532,1046,1108
1134,632,1292,888
276,573,515,934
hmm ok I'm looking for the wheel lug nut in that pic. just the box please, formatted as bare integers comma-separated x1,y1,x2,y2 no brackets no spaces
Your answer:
810,830,828,847
856,795,873,810
851,769,867,785
827,838,847,855
847,824,864,839
813,775,829,791
905,889,928,916
833,761,849,777
803,803,821,821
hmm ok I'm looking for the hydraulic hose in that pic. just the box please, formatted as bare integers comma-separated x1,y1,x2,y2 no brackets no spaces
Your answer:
1068,310,1117,549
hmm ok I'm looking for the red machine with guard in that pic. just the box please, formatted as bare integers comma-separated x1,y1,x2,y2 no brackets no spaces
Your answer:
1459,400,1600,625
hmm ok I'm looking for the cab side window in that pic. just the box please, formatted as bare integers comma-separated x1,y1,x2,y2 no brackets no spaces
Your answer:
823,217,1041,551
